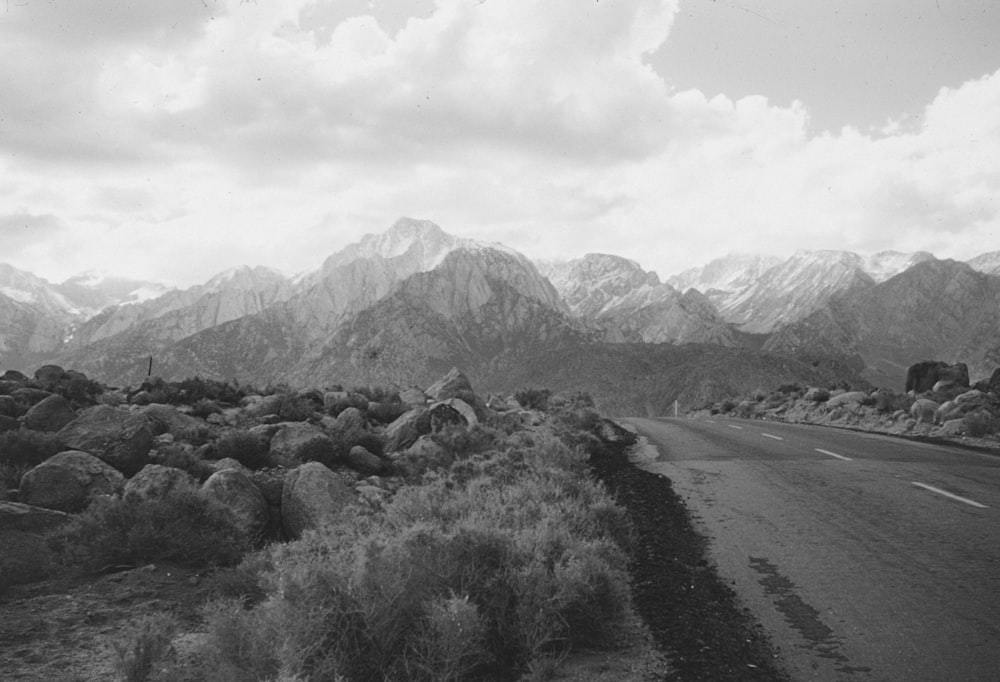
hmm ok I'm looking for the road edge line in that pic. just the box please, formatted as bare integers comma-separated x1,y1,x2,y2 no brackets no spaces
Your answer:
911,482,988,509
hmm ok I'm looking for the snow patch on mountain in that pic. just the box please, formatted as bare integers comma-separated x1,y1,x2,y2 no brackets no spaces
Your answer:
967,251,1000,276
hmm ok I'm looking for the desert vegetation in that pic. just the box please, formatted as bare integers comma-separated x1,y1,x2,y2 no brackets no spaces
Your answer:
0,364,652,681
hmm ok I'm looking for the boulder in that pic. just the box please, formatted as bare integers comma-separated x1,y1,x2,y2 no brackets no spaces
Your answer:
439,398,478,427
11,387,54,408
210,458,250,474
323,391,369,416
0,395,17,417
429,402,467,431
33,364,66,387
1,370,27,382
425,368,489,419
909,399,939,425
385,408,431,453
23,394,76,433
0,415,20,433
123,464,196,502
281,462,353,539
346,445,384,475
935,401,962,425
335,406,367,432
803,387,830,402
19,450,125,512
248,469,287,506
392,436,451,478
955,389,985,405
268,423,335,467
56,405,154,476
129,391,154,406
399,386,428,408
202,469,269,544
242,394,284,418
905,361,970,394
141,404,207,440
937,418,965,436
826,391,867,408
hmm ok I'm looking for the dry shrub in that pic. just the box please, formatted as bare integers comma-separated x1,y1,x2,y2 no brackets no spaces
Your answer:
215,430,269,470
196,432,634,680
963,410,997,438
47,489,250,572
114,613,179,682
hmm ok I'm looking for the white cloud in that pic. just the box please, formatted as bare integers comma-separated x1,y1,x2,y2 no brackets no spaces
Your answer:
1,0,998,287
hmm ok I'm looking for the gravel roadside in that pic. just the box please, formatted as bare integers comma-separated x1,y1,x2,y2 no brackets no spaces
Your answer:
588,437,791,682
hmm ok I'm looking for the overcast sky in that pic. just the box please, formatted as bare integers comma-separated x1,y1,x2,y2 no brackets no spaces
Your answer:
3,0,999,287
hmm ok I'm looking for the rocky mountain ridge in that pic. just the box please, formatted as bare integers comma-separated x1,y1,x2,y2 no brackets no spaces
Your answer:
3,219,998,407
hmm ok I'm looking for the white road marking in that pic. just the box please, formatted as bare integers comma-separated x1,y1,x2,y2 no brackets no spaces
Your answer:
761,433,783,441
912,482,988,509
728,424,744,430
815,448,852,461
705,419,717,424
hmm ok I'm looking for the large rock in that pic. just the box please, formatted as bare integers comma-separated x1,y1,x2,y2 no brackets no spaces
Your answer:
399,386,428,408
335,406,367,432
0,415,20,434
268,423,335,467
242,394,285,418
346,445,384,475
425,368,489,419
384,408,431,453
202,469,269,544
33,364,66,387
23,394,76,433
909,399,939,425
141,404,208,440
934,401,962,425
323,391,369,416
123,464,197,503
281,462,353,539
0,500,71,534
56,405,154,476
429,401,467,431
438,398,478,427
905,361,970,394
19,450,125,513
11,387,54,408
0,395,17,417
826,391,867,408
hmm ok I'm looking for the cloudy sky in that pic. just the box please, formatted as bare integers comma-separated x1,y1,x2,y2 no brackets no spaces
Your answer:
3,0,999,287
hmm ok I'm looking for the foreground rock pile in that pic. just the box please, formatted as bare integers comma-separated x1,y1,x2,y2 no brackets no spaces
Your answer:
701,361,1000,445
0,365,544,586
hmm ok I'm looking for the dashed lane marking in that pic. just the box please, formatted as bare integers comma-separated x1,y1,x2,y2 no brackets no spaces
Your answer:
912,482,988,509
728,424,744,430
761,433,783,441
705,419,716,424
815,448,852,461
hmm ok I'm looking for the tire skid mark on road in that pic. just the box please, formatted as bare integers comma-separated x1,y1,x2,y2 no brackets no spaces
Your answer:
748,557,871,675
911,482,989,509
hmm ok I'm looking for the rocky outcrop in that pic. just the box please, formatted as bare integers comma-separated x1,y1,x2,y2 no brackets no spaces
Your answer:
19,451,125,512
281,462,353,539
56,405,154,476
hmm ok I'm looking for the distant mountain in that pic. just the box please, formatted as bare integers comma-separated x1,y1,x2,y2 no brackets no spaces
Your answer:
968,251,1000,276
540,254,735,345
667,253,782,300
765,258,1000,388
56,272,171,315
62,265,294,352
717,250,876,333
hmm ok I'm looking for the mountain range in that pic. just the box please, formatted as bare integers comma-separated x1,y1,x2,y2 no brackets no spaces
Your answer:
2,218,997,414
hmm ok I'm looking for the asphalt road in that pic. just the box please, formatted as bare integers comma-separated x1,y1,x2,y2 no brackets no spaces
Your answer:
624,416,1000,682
